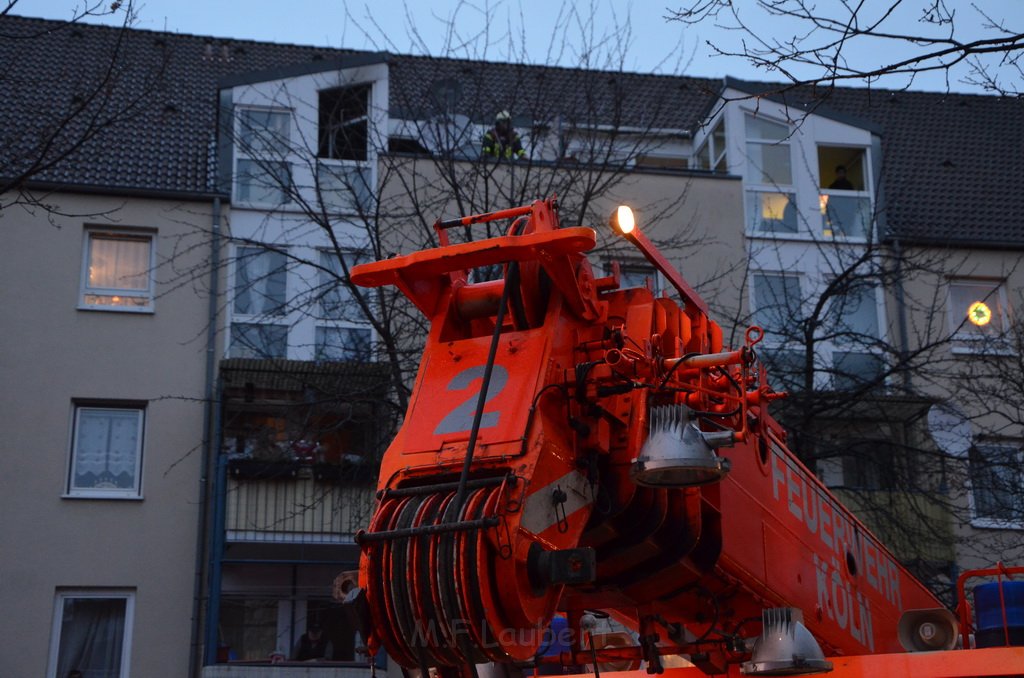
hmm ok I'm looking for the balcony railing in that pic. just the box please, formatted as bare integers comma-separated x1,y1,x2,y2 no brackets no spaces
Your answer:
225,470,375,543
820,192,872,238
203,663,373,678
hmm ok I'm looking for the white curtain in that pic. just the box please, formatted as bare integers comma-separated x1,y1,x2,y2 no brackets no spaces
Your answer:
56,597,126,678
73,409,139,490
88,236,148,291
234,247,286,316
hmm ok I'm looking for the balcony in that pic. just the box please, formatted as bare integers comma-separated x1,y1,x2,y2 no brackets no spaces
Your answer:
218,359,392,544
203,662,373,678
226,469,374,543
819,192,872,239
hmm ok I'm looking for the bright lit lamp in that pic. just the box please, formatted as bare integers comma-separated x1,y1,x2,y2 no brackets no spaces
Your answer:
610,205,635,235
968,301,992,327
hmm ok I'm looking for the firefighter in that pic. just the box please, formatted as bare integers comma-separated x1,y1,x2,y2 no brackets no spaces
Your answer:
482,110,525,159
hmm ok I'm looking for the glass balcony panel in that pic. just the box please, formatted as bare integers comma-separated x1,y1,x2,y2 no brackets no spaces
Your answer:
820,193,871,238
748,191,798,233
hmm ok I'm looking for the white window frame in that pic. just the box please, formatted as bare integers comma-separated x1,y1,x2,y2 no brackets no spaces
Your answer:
315,248,374,362
66,404,145,499
817,145,870,191
316,84,375,215
828,283,882,344
824,282,887,391
605,259,660,293
229,322,290,359
234,106,293,207
47,589,135,678
947,279,1011,355
743,112,797,235
232,245,289,318
228,245,290,359
78,229,156,313
750,271,803,343
816,145,873,240
238,107,291,156
968,443,1024,529
316,160,373,215
235,158,292,206
694,116,727,172
314,325,373,363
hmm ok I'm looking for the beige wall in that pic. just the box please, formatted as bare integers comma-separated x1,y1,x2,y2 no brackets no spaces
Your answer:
0,193,221,677
886,244,1024,573
376,156,749,345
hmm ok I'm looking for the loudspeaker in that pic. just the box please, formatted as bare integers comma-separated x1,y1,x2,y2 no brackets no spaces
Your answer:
898,608,959,652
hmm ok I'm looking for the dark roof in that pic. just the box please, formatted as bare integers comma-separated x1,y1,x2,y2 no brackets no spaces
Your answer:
387,54,719,129
2,15,1019,247
723,78,1024,248
0,14,717,198
0,15,346,196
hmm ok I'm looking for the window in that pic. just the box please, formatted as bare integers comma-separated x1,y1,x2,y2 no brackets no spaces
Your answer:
319,84,370,161
319,250,368,322
694,117,727,172
239,109,290,156
747,191,798,233
752,272,802,336
218,598,282,661
831,284,880,341
970,444,1024,527
817,146,871,238
832,351,886,391
607,261,659,292
745,114,792,185
818,146,867,191
745,114,795,236
841,441,899,490
234,247,287,317
67,405,144,498
230,323,288,359
695,142,710,171
948,279,1009,352
236,159,291,205
317,163,373,214
231,247,288,358
49,590,134,678
79,231,154,311
235,108,292,206
819,193,872,238
761,347,806,393
315,326,371,362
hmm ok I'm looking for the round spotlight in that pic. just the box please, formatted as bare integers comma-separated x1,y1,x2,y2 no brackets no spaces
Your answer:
968,301,992,327
611,205,636,235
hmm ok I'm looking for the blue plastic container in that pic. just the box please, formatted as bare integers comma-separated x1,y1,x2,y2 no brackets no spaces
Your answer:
973,581,1024,647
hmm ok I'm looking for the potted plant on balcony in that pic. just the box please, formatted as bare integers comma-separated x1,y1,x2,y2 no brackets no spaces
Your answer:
227,431,301,480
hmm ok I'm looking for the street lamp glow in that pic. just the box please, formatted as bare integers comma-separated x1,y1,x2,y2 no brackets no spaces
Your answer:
612,205,636,235
968,301,992,326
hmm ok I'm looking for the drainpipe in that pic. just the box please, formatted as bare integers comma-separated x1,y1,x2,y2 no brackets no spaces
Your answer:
203,391,228,665
190,196,222,676
892,237,913,392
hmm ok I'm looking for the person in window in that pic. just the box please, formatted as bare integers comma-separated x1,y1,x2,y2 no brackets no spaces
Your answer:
829,164,855,190
482,110,525,159
292,622,333,661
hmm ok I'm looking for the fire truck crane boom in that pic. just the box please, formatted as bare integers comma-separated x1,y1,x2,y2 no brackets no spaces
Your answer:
343,197,1019,676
